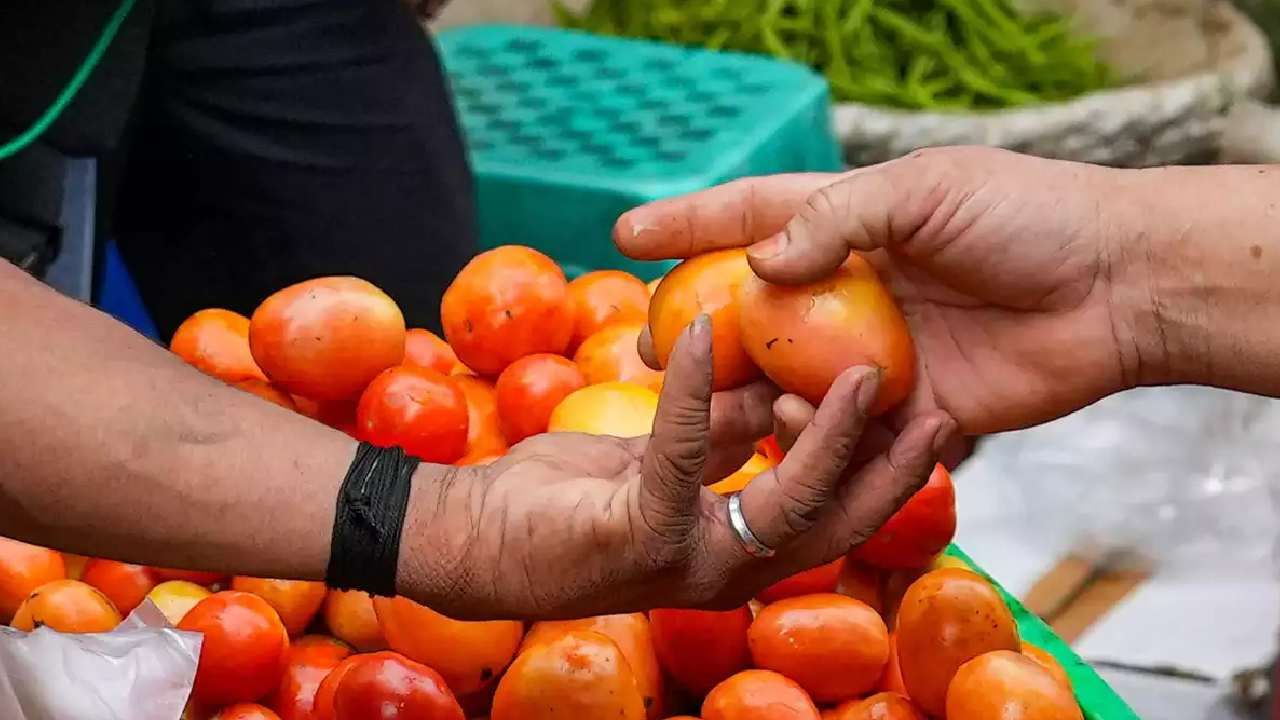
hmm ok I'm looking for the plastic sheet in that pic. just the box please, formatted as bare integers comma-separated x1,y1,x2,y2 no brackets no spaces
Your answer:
0,600,200,720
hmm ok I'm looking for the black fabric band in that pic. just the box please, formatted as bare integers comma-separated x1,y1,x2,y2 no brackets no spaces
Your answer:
327,443,419,597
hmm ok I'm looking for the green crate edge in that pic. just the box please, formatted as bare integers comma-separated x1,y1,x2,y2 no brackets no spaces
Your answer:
944,545,1140,720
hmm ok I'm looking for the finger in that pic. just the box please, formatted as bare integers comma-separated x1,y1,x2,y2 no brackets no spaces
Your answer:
711,381,780,447
613,174,837,260
639,314,715,538
772,394,814,451
736,366,881,550
637,325,659,369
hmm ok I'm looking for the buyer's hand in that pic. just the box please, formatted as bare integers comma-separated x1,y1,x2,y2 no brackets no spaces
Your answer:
401,316,955,620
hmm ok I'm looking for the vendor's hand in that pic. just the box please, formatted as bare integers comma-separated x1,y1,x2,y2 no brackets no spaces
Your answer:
616,146,1147,435
400,316,955,620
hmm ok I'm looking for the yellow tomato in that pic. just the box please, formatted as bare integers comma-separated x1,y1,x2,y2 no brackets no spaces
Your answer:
547,382,659,438
147,580,212,625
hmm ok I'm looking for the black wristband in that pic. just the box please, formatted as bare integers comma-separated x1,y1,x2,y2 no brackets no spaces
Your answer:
326,443,419,597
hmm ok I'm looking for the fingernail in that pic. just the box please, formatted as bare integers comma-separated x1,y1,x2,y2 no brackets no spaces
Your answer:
932,418,957,454
748,233,788,260
689,313,712,338
854,367,882,413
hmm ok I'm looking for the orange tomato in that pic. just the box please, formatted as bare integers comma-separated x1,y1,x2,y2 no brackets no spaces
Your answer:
153,567,228,586
81,559,158,616
650,606,752,697
649,249,760,391
270,635,352,720
212,704,281,720
356,366,470,463
323,589,386,652
826,693,923,720
547,381,659,437
835,560,885,614
702,669,820,720
233,379,298,410
748,594,888,704
374,595,524,696
178,591,291,706
250,277,406,401
567,270,651,351
737,254,915,416
332,651,465,720
312,654,359,720
11,579,121,633
63,553,89,581
895,568,1020,717
574,321,664,392
708,453,774,495
453,376,509,463
441,245,574,376
946,650,1082,720
757,558,844,604
495,354,587,443
230,578,328,638
171,308,268,383
851,465,956,570
148,580,213,625
404,328,459,374
522,614,664,719
492,630,646,720
1022,641,1073,691
0,538,66,623
879,634,909,696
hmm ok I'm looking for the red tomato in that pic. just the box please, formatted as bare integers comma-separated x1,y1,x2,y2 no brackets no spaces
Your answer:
178,591,291,706
757,435,785,464
332,651,466,720
356,366,470,463
494,354,587,443
649,606,752,697
170,308,268,383
270,635,352,720
212,704,281,720
312,654,359,720
0,538,66,623
453,376,508,464
404,329,459,374
81,559,158,616
757,558,844,604
851,464,956,570
566,270,650,351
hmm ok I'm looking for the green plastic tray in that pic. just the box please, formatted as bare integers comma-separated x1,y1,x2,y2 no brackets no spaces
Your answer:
437,25,843,280
945,545,1140,720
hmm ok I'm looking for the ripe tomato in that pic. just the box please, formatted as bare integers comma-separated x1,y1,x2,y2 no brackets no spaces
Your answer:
453,376,508,463
851,464,956,570
356,366,469,463
495,354,587,443
834,560,885,613
374,595,524,696
233,379,298,410
312,654,359,720
748,594,889,703
702,669,820,720
230,577,327,637
895,568,1020,717
492,630,646,720
11,579,121,633
404,328,459,374
332,651,465,720
171,308,268,383
441,245,574,376
757,558,844,604
1022,641,1073,691
826,693,923,720
211,704,281,720
153,567,228,586
880,634,908,696
737,254,915,415
946,650,1082,720
522,613,664,719
147,580,212,625
250,277,406,401
708,453,774,495
650,606,752,697
566,270,650,351
648,249,760,391
574,321,664,392
81,559,158,616
547,382,659,438
756,435,785,464
323,589,386,652
178,591,291,706
0,538,65,623
270,635,352,720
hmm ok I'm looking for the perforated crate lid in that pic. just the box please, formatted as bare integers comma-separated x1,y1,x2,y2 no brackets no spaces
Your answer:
438,25,837,191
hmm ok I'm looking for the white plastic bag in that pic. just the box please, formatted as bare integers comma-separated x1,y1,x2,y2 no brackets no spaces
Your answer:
0,600,201,720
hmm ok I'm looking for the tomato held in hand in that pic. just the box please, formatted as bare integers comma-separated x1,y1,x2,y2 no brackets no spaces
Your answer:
649,249,759,391
250,277,406,402
441,245,574,376
566,269,650,351
323,589,386,652
650,606,752,697
332,651,465,720
574,321,664,393
0,538,65,623
737,254,915,415
404,328,459,374
702,669,820,720
81,559,158,616
495,354,587,443
895,568,1020,717
171,309,268,383
851,464,956,570
11,579,122,633
356,366,469,463
231,577,328,638
270,635,351,720
178,591,291,706
454,376,508,464
522,613,664,719
757,558,844,604
492,630,646,720
946,650,1082,720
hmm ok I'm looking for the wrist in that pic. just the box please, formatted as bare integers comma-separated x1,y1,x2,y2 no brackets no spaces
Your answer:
395,462,467,606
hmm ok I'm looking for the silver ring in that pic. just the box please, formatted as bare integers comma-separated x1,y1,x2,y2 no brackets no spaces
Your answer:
727,493,775,558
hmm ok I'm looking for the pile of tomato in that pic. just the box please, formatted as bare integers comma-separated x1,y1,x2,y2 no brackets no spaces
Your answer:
0,245,1086,719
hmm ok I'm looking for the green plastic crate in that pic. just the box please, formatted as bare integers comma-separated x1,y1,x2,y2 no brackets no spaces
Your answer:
437,25,843,280
945,546,1140,720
